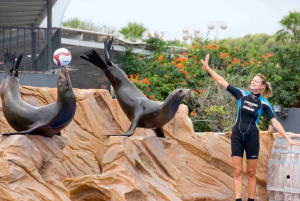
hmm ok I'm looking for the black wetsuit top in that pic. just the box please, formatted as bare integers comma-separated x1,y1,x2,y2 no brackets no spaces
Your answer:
227,85,275,159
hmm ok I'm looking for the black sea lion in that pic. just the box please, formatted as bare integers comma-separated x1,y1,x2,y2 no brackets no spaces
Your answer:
0,52,76,137
80,37,191,138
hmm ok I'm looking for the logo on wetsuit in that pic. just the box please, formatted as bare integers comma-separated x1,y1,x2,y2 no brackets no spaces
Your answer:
243,100,258,112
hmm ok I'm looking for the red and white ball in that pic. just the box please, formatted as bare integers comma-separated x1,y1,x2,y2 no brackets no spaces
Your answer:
53,48,72,66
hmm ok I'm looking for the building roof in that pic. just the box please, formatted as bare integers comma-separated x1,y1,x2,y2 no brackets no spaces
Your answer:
0,0,57,28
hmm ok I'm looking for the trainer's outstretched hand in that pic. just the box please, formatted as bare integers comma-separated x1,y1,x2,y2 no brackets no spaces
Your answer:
200,54,210,70
288,139,300,147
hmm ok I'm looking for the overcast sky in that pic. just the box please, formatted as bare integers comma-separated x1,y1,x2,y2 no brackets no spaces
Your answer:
63,0,300,41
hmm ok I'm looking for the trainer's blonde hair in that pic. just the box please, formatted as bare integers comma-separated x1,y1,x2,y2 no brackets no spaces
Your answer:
256,73,272,99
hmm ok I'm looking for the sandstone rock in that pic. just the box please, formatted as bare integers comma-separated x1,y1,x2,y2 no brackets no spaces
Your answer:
0,86,291,201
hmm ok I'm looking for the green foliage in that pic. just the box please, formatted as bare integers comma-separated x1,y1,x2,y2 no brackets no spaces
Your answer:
276,11,300,43
119,22,147,42
223,33,280,54
62,17,120,36
120,13,300,132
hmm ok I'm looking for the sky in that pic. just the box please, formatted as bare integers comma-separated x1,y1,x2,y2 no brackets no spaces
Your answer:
62,0,300,41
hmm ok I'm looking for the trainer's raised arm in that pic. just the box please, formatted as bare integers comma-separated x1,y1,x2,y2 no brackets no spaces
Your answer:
200,54,229,89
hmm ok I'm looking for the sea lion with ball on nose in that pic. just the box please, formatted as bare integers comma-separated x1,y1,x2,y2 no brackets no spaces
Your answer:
81,36,191,138
0,51,76,137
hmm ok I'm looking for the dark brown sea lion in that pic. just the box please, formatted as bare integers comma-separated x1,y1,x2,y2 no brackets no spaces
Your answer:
80,37,191,138
0,52,76,137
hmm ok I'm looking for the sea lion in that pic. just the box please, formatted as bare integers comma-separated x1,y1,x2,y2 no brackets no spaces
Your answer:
80,37,191,138
0,51,76,137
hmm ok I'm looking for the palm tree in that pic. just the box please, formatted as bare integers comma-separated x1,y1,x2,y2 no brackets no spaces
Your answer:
276,11,300,43
119,22,147,42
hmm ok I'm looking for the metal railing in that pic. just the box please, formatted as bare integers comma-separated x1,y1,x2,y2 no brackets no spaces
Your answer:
0,27,60,72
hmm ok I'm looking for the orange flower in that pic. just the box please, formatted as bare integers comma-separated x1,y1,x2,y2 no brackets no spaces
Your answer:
207,44,213,49
183,71,188,75
187,75,191,79
157,55,163,61
143,78,151,85
190,112,195,117
193,55,197,59
202,46,206,50
129,74,136,82
242,61,249,67
198,81,203,85
138,80,143,84
164,74,169,78
250,58,255,65
232,57,240,64
179,57,188,61
181,81,187,85
199,88,204,93
149,95,155,99
264,53,273,59
177,63,184,68
211,77,215,81
137,55,141,60
227,64,232,68
182,52,187,56
215,44,219,49
192,45,197,49
220,53,230,58
147,88,151,91
201,66,207,71
171,61,176,66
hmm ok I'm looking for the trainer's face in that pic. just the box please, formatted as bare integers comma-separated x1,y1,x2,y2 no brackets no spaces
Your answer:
250,76,264,92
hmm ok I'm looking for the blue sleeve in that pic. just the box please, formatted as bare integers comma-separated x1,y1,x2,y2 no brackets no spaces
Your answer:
226,84,245,100
261,99,275,120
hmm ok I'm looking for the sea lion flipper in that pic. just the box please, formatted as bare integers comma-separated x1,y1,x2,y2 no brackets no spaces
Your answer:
104,37,113,66
105,118,138,137
80,50,108,70
4,51,16,75
1,124,41,136
13,53,23,77
153,128,166,138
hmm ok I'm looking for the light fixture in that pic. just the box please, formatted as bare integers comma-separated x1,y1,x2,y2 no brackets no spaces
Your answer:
273,104,288,117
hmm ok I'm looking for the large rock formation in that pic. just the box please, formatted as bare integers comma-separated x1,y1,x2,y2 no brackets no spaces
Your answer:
0,86,295,201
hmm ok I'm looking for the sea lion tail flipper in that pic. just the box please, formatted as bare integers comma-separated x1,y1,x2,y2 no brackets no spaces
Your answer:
4,51,16,75
80,49,108,70
104,36,114,66
1,124,41,136
13,53,23,77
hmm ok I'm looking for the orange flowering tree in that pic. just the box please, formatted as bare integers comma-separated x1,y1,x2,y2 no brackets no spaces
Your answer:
123,33,300,131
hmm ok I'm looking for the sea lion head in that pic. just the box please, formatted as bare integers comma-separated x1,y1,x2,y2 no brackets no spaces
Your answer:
164,88,191,118
57,66,74,100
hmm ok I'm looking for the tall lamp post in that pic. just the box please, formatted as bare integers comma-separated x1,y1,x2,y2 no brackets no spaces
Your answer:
207,21,227,43
182,28,201,42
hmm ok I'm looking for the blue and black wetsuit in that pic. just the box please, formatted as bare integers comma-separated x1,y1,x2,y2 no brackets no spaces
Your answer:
227,85,275,159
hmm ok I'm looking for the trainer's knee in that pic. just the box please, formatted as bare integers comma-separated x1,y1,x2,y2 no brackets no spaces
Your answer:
247,168,256,178
233,168,243,178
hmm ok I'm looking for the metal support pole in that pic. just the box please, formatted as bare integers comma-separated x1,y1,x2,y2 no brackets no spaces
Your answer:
46,0,52,70
31,28,37,70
